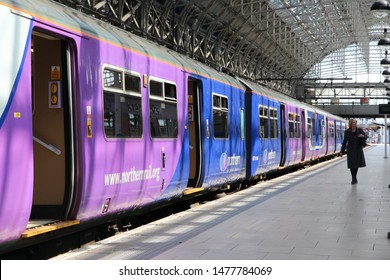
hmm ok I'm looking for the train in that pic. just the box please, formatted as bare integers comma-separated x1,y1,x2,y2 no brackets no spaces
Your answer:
0,0,347,255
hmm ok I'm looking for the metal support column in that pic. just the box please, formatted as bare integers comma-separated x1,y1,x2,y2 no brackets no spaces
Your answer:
385,114,388,159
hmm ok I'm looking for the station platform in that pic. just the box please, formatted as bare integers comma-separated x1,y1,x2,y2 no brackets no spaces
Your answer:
53,145,390,260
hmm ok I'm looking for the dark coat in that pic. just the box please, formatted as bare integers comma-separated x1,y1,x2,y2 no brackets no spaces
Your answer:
341,128,366,169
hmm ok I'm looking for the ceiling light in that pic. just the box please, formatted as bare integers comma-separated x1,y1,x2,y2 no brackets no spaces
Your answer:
383,69,390,78
381,57,390,69
381,51,390,69
379,29,390,50
378,37,390,50
371,0,390,18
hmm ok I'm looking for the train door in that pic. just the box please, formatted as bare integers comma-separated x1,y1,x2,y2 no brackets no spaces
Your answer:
279,104,286,168
187,78,203,188
30,30,74,221
300,110,306,162
326,119,332,155
320,116,326,153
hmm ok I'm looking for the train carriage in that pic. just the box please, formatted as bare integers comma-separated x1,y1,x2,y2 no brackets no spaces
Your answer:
170,63,247,193
198,76,246,190
244,81,308,179
243,81,282,179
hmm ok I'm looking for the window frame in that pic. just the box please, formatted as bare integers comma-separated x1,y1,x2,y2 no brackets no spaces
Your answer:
307,117,313,139
294,114,301,138
328,121,335,138
288,112,295,138
212,93,229,139
102,65,143,139
240,108,245,140
258,104,269,139
269,107,278,139
148,76,178,139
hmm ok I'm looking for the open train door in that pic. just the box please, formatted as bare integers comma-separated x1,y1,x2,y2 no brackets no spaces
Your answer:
30,30,75,222
186,78,204,191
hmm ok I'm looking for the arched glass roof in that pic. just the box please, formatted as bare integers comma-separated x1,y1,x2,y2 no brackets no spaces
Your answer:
305,42,383,83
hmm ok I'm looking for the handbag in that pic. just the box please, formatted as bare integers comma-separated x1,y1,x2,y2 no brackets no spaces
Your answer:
360,137,367,147
358,129,367,147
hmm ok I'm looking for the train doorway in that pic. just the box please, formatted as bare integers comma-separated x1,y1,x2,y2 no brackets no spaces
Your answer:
30,30,74,221
187,78,203,188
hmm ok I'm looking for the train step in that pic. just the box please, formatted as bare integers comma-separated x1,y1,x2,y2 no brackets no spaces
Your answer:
183,187,204,195
21,220,80,238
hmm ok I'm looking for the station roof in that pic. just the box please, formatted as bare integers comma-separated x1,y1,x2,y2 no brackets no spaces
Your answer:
182,0,386,84
55,0,387,94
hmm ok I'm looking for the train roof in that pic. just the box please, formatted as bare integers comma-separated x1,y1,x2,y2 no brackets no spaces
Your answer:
242,79,346,121
244,80,306,106
1,0,243,91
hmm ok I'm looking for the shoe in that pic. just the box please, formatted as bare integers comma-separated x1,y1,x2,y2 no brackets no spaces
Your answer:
351,180,357,184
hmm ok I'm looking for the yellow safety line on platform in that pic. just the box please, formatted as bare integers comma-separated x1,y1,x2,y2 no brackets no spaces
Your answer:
21,220,80,238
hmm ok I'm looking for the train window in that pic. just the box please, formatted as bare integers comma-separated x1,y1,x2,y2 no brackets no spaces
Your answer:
213,94,229,139
269,108,278,139
149,80,178,138
240,109,245,140
258,105,268,139
221,97,228,109
288,113,294,138
295,115,301,138
311,117,316,137
103,68,142,138
103,69,122,89
150,80,164,98
165,83,177,100
307,117,312,138
318,119,325,145
336,124,341,138
125,74,141,93
319,119,325,137
328,122,335,138
213,95,221,107
104,94,142,138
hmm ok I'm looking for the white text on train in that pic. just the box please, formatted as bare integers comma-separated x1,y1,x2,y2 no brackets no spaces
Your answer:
104,165,161,186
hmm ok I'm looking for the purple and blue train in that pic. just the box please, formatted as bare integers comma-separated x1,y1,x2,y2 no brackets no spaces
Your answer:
0,0,346,253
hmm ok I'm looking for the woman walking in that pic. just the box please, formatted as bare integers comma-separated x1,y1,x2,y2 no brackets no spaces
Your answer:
340,118,367,184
